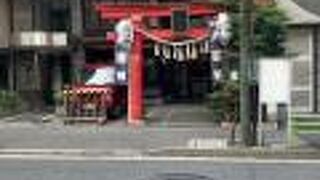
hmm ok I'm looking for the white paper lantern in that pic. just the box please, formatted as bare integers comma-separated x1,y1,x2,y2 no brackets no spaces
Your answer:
116,70,127,82
115,51,128,65
211,50,221,62
230,71,239,81
214,69,222,81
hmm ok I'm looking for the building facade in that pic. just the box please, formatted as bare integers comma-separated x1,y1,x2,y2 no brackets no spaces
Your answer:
0,0,216,108
277,0,320,113
0,0,77,106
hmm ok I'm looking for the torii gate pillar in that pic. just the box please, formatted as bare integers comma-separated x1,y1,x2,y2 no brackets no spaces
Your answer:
128,15,144,125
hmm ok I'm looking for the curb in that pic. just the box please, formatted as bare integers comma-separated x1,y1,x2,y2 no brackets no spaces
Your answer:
0,149,114,156
146,147,320,159
0,148,319,160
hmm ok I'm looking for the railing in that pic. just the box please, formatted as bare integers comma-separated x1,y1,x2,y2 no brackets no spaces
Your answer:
61,85,114,125
289,114,320,146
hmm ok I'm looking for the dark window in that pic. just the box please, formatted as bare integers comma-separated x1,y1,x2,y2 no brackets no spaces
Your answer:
172,10,188,32
0,53,8,89
190,16,208,27
49,8,70,31
159,17,171,29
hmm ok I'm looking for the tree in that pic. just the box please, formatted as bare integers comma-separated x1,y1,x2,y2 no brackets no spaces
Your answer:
210,0,287,145
209,81,239,144
254,4,287,56
215,0,287,57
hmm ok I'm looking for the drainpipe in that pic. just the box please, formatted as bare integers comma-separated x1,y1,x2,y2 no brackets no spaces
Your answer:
8,0,15,91
313,26,319,113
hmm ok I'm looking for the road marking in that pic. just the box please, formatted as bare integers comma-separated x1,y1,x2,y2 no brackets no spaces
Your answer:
0,149,89,154
0,154,319,164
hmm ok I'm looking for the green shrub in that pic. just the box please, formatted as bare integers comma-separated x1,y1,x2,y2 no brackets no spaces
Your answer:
0,90,26,115
208,81,239,124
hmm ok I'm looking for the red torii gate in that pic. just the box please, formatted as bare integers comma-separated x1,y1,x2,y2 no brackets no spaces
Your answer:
95,3,222,125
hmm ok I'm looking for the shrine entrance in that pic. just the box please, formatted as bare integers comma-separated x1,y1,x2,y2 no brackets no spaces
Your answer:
144,50,212,104
94,3,224,125
143,54,215,127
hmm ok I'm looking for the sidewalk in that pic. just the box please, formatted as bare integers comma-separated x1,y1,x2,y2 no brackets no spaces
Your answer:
0,103,297,158
0,120,230,150
0,117,319,159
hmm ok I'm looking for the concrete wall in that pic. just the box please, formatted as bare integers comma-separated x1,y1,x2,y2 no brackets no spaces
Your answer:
13,0,32,31
286,27,314,113
0,0,10,48
316,27,320,112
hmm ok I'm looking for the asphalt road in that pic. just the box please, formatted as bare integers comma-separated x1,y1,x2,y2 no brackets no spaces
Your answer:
0,159,319,180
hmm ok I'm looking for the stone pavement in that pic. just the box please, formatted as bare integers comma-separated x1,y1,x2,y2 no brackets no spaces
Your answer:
0,102,289,152
0,120,290,152
0,121,230,150
144,103,217,128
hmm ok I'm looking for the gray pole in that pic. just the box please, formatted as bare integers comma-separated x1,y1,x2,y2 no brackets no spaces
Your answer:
70,0,85,83
8,0,14,92
240,0,254,146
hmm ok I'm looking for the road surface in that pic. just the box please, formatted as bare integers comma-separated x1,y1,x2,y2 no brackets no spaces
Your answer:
0,158,319,180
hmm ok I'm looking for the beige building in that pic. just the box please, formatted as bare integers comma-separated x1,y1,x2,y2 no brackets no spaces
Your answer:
277,0,320,113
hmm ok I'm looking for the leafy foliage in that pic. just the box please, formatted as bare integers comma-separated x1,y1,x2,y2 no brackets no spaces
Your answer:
208,81,240,123
254,4,287,56
208,0,286,123
0,90,25,116
215,0,287,57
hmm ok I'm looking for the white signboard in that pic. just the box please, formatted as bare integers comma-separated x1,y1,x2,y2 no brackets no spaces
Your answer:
259,58,291,106
86,67,116,85
19,32,48,46
51,32,68,47
16,31,68,47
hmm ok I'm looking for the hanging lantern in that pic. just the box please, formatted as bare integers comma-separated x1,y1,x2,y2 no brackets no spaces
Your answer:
214,69,222,81
230,70,239,81
154,43,161,56
211,50,221,62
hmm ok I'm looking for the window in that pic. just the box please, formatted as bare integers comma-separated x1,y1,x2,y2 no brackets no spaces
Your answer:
172,10,188,32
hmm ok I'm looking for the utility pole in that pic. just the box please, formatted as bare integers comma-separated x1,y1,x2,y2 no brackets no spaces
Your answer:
8,0,15,92
70,0,85,83
240,0,255,146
